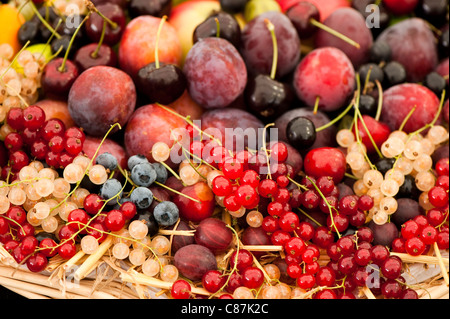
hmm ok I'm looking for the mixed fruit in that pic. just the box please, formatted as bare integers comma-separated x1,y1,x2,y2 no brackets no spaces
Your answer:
0,0,449,300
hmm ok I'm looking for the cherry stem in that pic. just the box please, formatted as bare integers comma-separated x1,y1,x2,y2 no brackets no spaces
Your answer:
30,1,61,40
88,1,118,30
58,14,90,73
309,18,360,49
265,19,278,80
154,15,168,69
362,67,373,95
399,105,417,132
313,96,320,115
316,97,355,132
215,17,221,38
91,19,107,59
374,80,383,121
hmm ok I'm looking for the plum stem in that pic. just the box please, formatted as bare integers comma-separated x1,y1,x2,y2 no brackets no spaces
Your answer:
91,19,107,59
309,18,360,49
58,14,90,73
154,15,168,69
29,1,61,40
264,19,278,80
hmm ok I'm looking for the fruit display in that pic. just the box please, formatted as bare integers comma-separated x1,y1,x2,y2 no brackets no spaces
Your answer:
0,0,448,302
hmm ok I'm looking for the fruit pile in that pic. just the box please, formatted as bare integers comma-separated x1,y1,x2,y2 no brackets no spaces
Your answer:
0,0,449,300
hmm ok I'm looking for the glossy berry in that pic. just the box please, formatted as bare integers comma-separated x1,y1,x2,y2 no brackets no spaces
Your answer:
241,267,264,289
286,116,317,150
171,279,191,299
104,210,126,231
202,270,226,293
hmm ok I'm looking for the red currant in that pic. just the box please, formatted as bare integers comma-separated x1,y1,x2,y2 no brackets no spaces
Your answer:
405,237,426,256
4,132,23,152
284,237,306,258
270,142,288,164
296,273,316,289
278,212,300,233
222,158,244,180
57,242,77,259
202,270,226,293
67,209,89,231
41,119,66,141
211,176,232,197
428,186,448,208
6,107,24,131
26,252,48,273
171,280,191,299
23,105,45,131
258,179,278,198
120,201,137,220
435,157,449,176
240,169,260,188
241,267,264,289
229,249,253,272
104,210,126,232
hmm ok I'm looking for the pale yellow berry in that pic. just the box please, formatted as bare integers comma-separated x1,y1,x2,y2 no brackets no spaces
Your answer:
81,235,99,254
160,265,179,282
152,142,171,162
381,137,405,158
336,129,355,148
380,197,398,215
380,179,400,197
413,154,433,173
363,170,384,189
142,258,161,277
415,171,436,192
427,125,449,145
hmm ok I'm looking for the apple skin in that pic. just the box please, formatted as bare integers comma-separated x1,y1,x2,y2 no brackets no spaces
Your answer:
34,99,75,129
82,136,128,170
169,0,221,63
124,103,187,168
172,182,216,222
118,15,182,79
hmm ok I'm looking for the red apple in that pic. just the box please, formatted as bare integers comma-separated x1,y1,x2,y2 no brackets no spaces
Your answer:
172,182,215,222
169,0,221,63
119,15,182,79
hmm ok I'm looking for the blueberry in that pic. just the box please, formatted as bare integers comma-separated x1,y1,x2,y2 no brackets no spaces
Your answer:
130,187,154,210
153,201,179,226
96,152,118,171
152,162,168,184
131,162,157,187
99,178,123,205
128,154,149,171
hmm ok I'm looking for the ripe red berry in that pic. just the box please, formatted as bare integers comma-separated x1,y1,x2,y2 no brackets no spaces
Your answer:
435,157,449,176
23,105,45,130
202,270,226,293
26,252,48,272
240,169,260,188
39,238,58,257
296,273,316,289
401,220,420,239
104,210,126,232
230,249,253,272
258,179,278,198
270,142,288,164
67,209,89,231
428,186,448,208
211,176,232,197
241,267,264,289
6,107,24,131
405,237,426,256
83,193,104,215
4,132,23,152
222,158,244,180
420,225,438,245
171,280,191,299
284,237,306,258
120,201,137,220
57,242,77,259
278,212,300,233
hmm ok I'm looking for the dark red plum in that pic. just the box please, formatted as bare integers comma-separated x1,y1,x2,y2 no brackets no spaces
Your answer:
194,218,233,253
240,11,301,79
173,244,217,281
376,18,438,82
68,66,136,137
183,37,247,109
200,108,264,153
85,3,126,46
315,8,373,68
380,83,441,133
274,107,337,155
293,47,355,112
